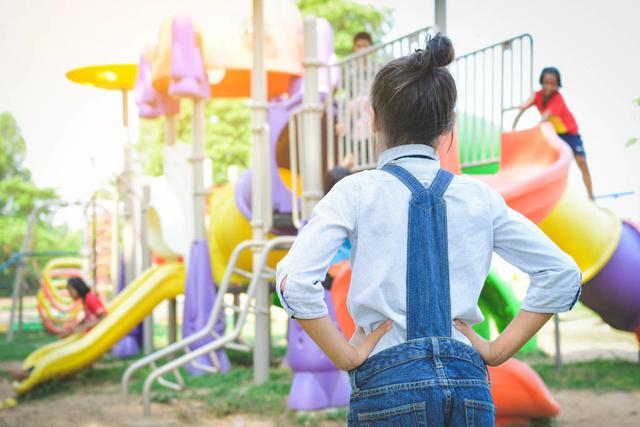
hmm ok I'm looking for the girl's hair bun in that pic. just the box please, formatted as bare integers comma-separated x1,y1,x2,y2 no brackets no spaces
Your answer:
416,33,455,72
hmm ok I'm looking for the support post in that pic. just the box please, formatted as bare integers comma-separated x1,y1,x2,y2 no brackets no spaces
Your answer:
554,313,563,371
251,0,272,385
192,100,206,240
165,112,178,343
110,185,120,291
435,0,447,34
121,90,137,289
301,17,323,218
7,209,38,342
141,185,153,354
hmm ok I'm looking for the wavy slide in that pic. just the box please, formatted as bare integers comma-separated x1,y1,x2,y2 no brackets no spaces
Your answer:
472,125,640,425
36,258,84,334
14,262,185,394
482,125,640,334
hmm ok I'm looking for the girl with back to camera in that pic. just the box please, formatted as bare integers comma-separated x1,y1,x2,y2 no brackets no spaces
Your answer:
512,67,594,199
276,34,581,426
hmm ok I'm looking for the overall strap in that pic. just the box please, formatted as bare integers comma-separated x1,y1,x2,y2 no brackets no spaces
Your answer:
381,163,455,339
429,169,454,198
381,163,428,196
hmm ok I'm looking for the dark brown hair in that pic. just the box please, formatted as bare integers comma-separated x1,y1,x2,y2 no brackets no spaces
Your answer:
324,166,351,194
370,33,456,149
67,277,91,299
353,31,373,46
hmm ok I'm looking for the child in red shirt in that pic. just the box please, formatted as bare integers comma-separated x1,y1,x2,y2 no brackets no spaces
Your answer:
6,278,107,381
513,67,594,199
61,277,107,337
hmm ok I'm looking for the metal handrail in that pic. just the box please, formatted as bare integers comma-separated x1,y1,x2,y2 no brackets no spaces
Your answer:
122,239,261,399
451,33,533,168
326,26,438,172
139,235,295,416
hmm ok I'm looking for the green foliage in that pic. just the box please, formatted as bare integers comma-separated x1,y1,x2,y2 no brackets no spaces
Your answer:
533,359,640,391
136,99,252,184
298,0,393,58
0,112,30,182
0,112,83,294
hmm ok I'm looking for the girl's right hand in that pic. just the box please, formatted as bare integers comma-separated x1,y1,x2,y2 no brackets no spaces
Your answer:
347,320,393,370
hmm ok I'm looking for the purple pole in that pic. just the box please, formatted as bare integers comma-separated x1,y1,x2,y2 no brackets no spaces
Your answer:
164,13,228,375
181,241,230,375
287,289,350,410
111,254,142,357
581,221,640,332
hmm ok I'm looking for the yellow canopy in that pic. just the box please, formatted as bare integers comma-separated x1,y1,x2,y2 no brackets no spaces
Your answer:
66,64,137,91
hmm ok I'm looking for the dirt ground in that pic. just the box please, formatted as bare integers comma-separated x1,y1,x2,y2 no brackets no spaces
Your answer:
0,380,308,427
0,377,638,427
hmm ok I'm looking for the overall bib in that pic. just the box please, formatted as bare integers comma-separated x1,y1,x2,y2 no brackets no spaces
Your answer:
347,164,495,426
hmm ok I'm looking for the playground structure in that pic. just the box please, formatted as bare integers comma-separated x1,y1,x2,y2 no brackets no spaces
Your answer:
5,1,639,425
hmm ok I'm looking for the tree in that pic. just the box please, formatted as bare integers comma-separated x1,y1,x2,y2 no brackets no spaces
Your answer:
137,99,252,183
0,112,83,294
0,113,58,216
299,0,393,58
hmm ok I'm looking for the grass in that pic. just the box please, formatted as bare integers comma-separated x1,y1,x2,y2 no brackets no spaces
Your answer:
0,331,57,361
532,359,640,391
3,331,640,425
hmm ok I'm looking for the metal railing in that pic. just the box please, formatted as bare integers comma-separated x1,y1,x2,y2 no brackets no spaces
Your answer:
326,26,438,172
287,30,534,196
451,34,533,169
122,236,294,416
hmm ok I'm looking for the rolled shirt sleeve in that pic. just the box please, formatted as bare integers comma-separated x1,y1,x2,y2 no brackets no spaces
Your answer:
276,177,359,319
487,186,582,313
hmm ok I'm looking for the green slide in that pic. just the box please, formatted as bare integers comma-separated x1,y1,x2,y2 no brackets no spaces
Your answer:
474,270,539,354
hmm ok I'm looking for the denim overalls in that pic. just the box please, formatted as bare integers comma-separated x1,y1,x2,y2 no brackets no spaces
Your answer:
347,163,495,426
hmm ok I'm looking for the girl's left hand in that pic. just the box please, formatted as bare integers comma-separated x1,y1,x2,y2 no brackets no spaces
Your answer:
454,319,495,365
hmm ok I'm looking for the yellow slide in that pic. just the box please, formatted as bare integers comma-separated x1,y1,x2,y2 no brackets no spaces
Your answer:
538,183,621,283
207,184,289,284
14,262,185,394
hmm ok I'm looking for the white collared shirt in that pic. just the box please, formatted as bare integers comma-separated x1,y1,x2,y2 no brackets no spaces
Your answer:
276,144,581,355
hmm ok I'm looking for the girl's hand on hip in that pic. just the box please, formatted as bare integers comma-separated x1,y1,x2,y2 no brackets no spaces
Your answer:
454,319,499,366
347,320,393,370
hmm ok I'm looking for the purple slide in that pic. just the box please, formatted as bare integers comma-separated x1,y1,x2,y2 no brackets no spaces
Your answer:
581,221,640,333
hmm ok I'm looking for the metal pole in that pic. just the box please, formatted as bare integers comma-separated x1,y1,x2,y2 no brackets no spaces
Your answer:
7,209,38,342
191,100,206,240
121,90,136,289
251,0,272,384
141,185,154,354
165,113,177,344
168,298,177,344
301,16,323,218
110,183,120,292
165,114,177,147
435,0,447,34
91,194,98,289
554,313,563,371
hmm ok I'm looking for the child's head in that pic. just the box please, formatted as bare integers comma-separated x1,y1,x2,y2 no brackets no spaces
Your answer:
539,67,562,96
324,166,351,194
67,277,90,300
370,33,456,150
353,32,373,52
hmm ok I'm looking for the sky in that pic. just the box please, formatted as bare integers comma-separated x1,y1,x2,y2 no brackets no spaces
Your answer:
1,0,639,224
